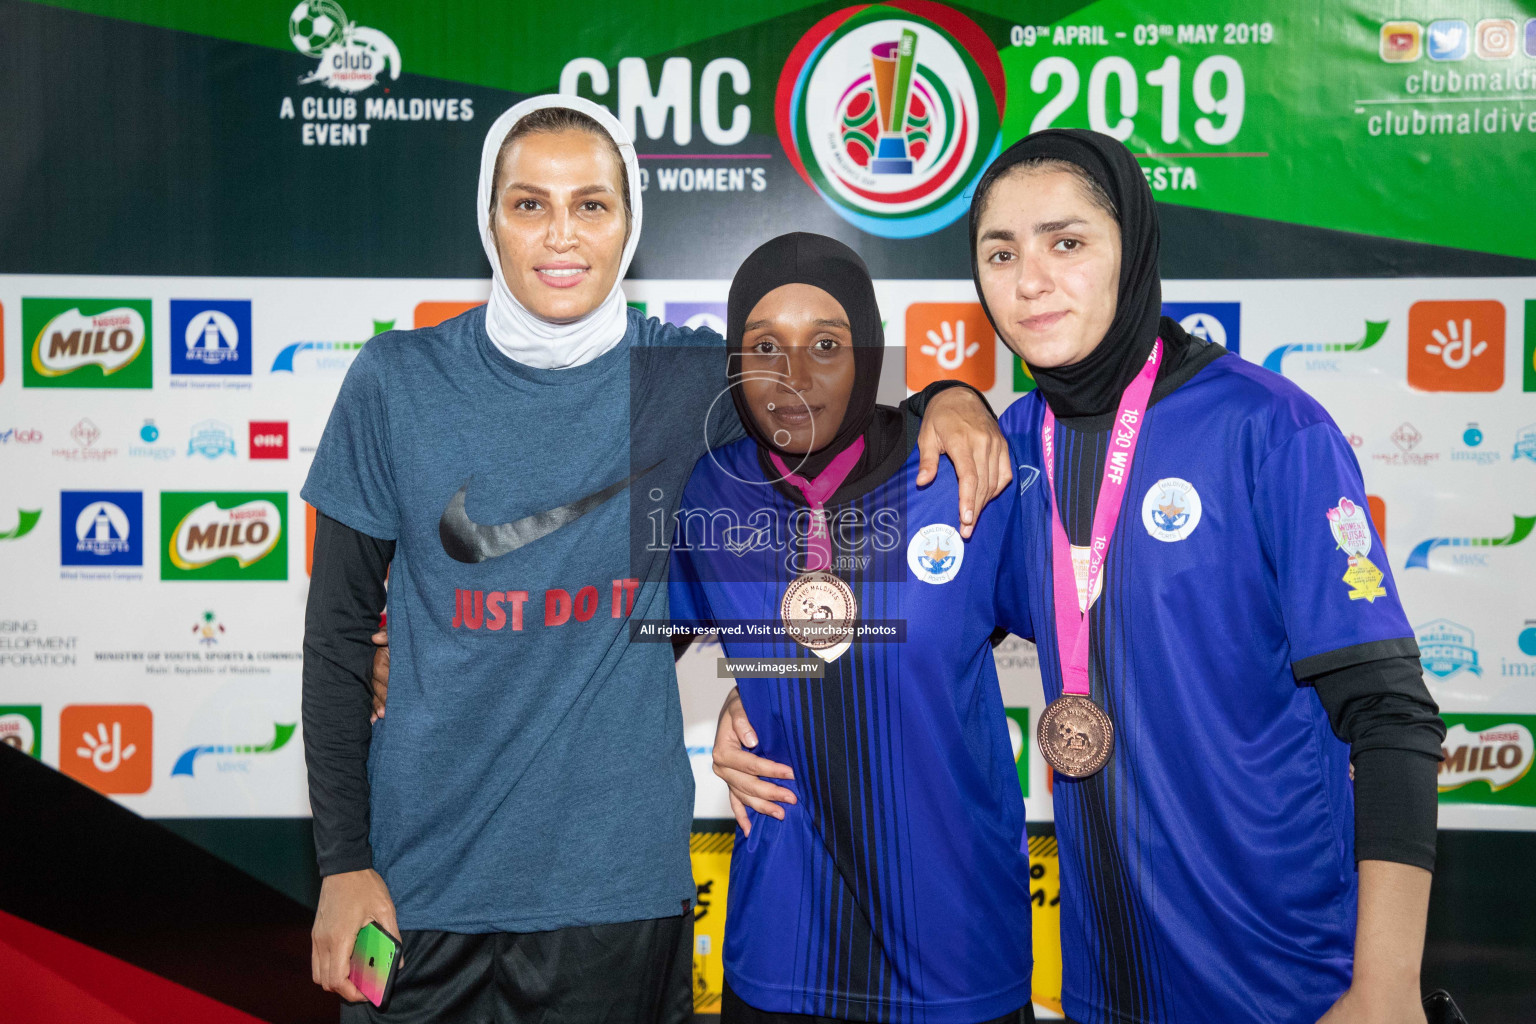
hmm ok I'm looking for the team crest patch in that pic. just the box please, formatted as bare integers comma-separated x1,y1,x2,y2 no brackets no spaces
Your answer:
1328,497,1387,602
1141,478,1201,542
908,523,963,584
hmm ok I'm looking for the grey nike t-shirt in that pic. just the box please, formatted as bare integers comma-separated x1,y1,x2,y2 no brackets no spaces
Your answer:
302,305,738,932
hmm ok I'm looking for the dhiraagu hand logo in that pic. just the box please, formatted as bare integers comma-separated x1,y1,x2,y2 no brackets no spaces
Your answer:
1405,514,1535,570
1262,320,1388,375
22,298,152,388
161,492,288,581
777,2,1004,238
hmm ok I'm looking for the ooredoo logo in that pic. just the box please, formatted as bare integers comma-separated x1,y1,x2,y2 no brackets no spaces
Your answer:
777,1,1004,238
905,302,994,390
60,704,153,795
249,421,290,459
1408,300,1504,392
23,298,152,389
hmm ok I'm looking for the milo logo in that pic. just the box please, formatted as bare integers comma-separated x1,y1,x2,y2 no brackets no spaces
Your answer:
1438,715,1536,806
162,492,288,581
23,298,152,388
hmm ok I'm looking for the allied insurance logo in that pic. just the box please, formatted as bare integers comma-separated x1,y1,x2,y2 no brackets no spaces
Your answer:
777,2,1004,238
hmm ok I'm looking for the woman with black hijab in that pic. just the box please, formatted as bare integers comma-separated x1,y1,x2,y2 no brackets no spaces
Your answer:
715,134,1446,1024
670,233,1037,1024
969,131,1442,1024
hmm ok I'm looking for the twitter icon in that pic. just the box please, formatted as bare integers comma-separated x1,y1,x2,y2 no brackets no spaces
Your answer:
1427,19,1469,61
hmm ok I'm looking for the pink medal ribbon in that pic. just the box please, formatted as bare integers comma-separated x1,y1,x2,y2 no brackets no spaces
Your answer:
1036,339,1162,778
769,436,865,572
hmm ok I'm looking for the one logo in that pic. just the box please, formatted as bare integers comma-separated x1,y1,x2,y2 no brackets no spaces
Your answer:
777,4,1003,238
440,463,660,564
1141,478,1202,542
23,299,152,388
1391,422,1423,452
0,706,42,758
667,302,728,336
271,318,390,372
249,421,290,460
1408,300,1504,392
1380,21,1422,62
60,491,143,566
172,721,296,777
414,301,482,329
0,508,41,541
1438,716,1536,806
289,1,400,94
59,705,153,795
169,299,252,376
1427,20,1469,61
1328,497,1387,602
140,420,159,443
188,420,238,459
1162,302,1241,355
1261,319,1387,375
193,610,226,645
907,522,963,584
1405,514,1534,569
162,492,288,580
1417,619,1482,678
1514,424,1536,463
906,302,994,390
1475,18,1518,60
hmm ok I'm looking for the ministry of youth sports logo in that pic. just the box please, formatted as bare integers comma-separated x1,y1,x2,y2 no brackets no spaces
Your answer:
288,1,400,94
778,3,1004,238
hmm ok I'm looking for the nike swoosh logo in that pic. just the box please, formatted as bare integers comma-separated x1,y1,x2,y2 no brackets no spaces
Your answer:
439,461,663,564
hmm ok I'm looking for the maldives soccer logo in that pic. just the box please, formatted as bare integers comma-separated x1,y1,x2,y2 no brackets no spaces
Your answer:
777,2,1004,238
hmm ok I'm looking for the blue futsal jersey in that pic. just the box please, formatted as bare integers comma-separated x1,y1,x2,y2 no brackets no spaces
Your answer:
999,353,1418,1024
669,425,1035,1023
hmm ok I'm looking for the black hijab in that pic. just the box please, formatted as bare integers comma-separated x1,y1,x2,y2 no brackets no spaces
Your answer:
968,128,1193,421
727,232,899,481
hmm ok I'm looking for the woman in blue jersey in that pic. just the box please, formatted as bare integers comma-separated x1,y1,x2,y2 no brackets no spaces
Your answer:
717,134,1446,1024
669,232,1036,1024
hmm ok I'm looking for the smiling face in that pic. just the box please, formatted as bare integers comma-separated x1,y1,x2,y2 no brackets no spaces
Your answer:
490,128,629,323
738,283,857,455
974,167,1122,369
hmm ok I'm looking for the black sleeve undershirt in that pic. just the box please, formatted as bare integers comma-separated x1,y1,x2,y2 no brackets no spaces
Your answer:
302,512,394,877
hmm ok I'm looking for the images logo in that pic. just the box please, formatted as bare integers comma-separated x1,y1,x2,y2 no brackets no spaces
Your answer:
289,1,400,94
161,492,287,581
271,318,390,372
188,420,238,459
169,299,252,376
1405,514,1534,569
777,2,1004,238
172,721,296,777
60,491,142,567
60,704,153,795
249,421,289,459
0,508,41,541
1438,714,1536,807
22,298,152,388
1475,19,1517,60
906,302,994,390
1427,20,1469,61
1408,300,1503,392
1416,619,1482,679
0,706,42,758
1380,21,1422,62
1162,302,1240,355
1261,320,1386,374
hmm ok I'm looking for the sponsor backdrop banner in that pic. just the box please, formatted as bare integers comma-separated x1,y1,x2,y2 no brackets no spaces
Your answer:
2,0,1534,1014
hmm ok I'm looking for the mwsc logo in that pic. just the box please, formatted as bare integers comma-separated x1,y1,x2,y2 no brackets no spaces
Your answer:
1405,514,1535,569
777,2,1003,238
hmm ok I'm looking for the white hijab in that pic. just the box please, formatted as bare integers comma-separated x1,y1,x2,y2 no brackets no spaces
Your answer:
476,95,643,369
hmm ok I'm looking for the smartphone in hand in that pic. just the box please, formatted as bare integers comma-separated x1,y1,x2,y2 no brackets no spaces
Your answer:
350,922,402,1008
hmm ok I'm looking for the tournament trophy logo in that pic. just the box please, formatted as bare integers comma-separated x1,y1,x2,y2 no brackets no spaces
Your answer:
777,1,1004,238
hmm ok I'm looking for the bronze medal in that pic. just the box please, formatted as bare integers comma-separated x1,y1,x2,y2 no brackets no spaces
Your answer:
780,571,857,651
1036,694,1114,778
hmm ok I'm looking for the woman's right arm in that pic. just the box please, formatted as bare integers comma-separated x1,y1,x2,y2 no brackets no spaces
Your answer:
303,511,397,1001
